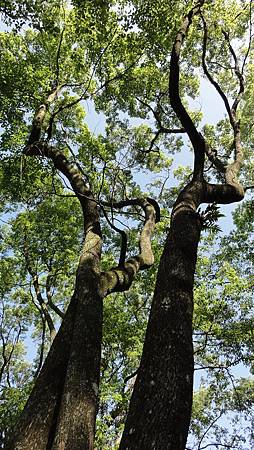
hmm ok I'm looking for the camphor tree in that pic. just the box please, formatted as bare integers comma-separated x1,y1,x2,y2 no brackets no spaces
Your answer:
0,0,253,449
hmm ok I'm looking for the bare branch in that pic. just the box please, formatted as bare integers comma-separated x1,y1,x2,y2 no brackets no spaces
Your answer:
244,185,254,191
124,369,139,385
0,320,22,385
198,443,238,450
101,204,128,267
56,32,64,82
136,97,185,135
197,411,224,450
33,310,46,379
200,13,245,193
145,130,161,154
23,236,56,343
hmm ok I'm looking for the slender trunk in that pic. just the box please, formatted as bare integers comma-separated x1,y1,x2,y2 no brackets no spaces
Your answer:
119,185,202,450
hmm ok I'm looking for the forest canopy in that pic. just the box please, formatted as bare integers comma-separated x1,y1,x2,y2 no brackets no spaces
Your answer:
0,0,253,449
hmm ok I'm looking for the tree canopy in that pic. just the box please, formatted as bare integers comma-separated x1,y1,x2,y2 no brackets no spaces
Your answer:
0,0,253,449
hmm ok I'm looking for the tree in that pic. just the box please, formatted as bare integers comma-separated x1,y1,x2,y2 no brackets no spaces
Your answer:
0,0,253,449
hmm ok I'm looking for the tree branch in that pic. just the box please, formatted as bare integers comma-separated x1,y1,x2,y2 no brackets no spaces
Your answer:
24,239,56,343
169,0,206,180
55,27,65,87
24,138,103,276
46,274,65,320
100,198,159,296
27,86,63,146
100,204,128,267
197,411,224,450
200,13,245,195
136,96,185,135
200,13,234,125
222,30,244,115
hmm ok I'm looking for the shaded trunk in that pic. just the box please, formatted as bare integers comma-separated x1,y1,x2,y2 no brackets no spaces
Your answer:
119,186,202,450
51,275,103,450
7,278,103,450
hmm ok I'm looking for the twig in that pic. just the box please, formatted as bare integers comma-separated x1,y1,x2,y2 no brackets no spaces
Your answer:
241,1,253,74
124,369,139,385
197,411,224,450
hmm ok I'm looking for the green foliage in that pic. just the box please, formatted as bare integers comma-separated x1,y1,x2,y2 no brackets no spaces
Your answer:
190,204,254,448
199,202,225,232
0,0,253,448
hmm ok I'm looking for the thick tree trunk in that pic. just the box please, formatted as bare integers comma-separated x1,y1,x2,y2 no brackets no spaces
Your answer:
7,277,103,450
51,277,103,450
119,186,202,450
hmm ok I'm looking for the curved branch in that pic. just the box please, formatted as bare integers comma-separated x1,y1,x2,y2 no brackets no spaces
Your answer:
244,185,254,191
200,14,245,191
169,1,206,180
241,2,253,74
220,31,245,187
221,30,245,115
101,204,128,267
201,14,233,125
100,198,159,296
102,197,160,223
46,275,65,320
24,142,103,274
204,182,244,204
136,97,186,134
24,142,90,202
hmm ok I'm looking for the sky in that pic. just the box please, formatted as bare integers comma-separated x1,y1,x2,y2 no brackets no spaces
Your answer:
0,9,252,447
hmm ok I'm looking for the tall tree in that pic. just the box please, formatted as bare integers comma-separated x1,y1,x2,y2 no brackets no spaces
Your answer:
118,0,250,448
0,0,253,449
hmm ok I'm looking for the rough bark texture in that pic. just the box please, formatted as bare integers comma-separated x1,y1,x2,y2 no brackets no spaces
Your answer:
119,181,244,450
8,129,158,447
120,1,245,448
7,271,103,450
6,294,76,450
119,183,203,450
8,0,247,447
8,130,104,449
51,287,103,450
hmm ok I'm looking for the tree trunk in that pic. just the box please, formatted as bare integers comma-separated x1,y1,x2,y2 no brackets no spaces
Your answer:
7,276,103,450
51,279,103,450
119,185,202,450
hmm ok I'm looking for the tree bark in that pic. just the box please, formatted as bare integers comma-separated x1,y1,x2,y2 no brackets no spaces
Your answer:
7,275,103,450
6,292,76,450
7,156,104,449
119,183,203,450
51,272,103,450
